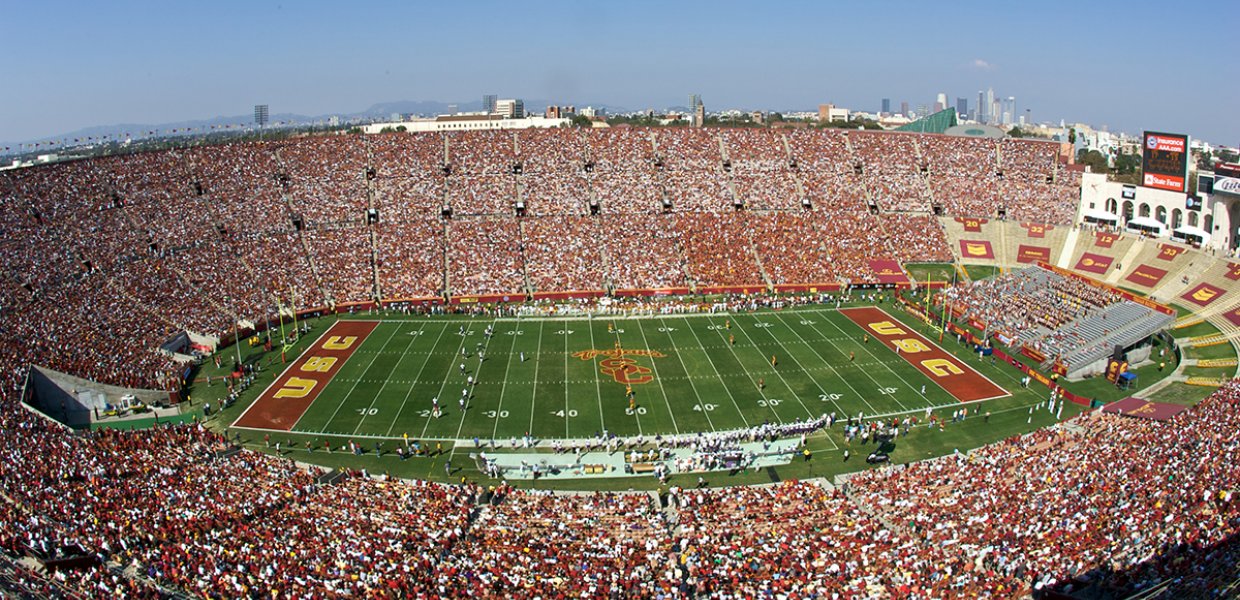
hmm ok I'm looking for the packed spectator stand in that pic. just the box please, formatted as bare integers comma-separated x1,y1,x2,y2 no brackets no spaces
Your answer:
4,124,1234,598
0,127,1070,393
0,349,1235,597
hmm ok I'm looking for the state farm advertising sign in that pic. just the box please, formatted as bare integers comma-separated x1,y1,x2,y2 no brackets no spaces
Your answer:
1141,131,1188,193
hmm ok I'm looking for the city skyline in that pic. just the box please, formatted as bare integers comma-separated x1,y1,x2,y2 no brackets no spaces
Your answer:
0,0,1236,146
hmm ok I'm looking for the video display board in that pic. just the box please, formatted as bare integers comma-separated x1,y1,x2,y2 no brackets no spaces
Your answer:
1141,131,1188,193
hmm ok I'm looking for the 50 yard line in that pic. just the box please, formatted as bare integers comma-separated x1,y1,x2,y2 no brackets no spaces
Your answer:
634,318,679,435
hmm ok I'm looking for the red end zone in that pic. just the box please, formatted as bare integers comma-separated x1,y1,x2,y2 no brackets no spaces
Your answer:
233,320,378,431
840,307,1008,403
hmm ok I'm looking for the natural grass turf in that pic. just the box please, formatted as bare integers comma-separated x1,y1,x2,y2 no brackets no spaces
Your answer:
181,302,1112,488
903,263,955,284
281,306,1023,442
962,264,1000,280
1147,382,1221,406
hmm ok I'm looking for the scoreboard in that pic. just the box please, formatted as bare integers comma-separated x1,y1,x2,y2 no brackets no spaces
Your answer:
1141,131,1189,193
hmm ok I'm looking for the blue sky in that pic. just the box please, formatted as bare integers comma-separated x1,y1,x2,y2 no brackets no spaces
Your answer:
1,0,1237,145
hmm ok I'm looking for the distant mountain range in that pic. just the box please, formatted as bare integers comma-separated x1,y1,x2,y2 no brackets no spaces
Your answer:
1,99,632,152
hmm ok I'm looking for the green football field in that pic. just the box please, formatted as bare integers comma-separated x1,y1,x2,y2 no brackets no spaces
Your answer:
262,305,1029,443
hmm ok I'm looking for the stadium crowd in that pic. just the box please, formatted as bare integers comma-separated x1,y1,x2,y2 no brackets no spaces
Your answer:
1,380,1234,596
0,127,1069,391
937,266,1124,348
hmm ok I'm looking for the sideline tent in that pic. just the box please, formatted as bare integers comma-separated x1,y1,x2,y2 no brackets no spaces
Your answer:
1172,225,1210,246
1125,216,1167,237
1082,207,1119,225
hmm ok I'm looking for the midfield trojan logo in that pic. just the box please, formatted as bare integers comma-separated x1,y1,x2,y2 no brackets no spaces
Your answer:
573,348,667,385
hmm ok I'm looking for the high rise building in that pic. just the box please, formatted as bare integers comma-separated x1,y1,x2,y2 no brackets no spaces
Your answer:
985,88,995,124
935,93,948,113
956,98,968,119
976,91,985,123
495,99,524,118
482,94,497,114
881,98,891,114
1005,96,1016,126
900,101,909,117
688,94,703,127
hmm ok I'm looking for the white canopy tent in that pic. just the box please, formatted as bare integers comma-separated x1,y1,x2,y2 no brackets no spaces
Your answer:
1172,225,1211,246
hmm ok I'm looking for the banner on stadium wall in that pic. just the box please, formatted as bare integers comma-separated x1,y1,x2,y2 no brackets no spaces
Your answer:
955,217,987,232
1022,223,1052,238
990,346,1088,406
774,283,843,293
867,259,909,284
1074,252,1114,275
968,318,986,331
1022,346,1048,363
1102,397,1189,420
1016,245,1051,264
450,294,525,304
614,287,691,298
380,297,445,307
531,290,607,301
697,285,768,295
1155,243,1187,262
1095,231,1119,248
958,240,995,259
1124,264,1169,288
1104,358,1129,383
1181,283,1226,307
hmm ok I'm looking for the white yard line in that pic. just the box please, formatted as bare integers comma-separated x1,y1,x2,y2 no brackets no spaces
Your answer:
657,319,719,432
383,322,451,437
527,321,545,436
807,312,916,413
448,318,498,455
489,316,523,441
419,321,480,439
770,311,878,417
353,321,429,434
313,322,405,433
680,317,753,428
704,317,788,423
729,314,818,420
635,319,680,435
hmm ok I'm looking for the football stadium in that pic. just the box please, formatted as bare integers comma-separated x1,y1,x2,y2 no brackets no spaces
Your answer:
3,7,1240,599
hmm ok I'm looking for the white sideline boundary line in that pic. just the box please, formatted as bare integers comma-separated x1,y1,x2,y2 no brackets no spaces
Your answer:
837,307,1012,404
229,317,370,429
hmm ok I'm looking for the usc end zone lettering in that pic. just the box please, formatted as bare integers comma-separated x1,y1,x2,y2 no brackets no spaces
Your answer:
573,348,666,385
234,321,378,430
841,307,1007,403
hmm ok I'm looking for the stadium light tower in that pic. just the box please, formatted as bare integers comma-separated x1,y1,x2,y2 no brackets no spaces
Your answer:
254,104,269,138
